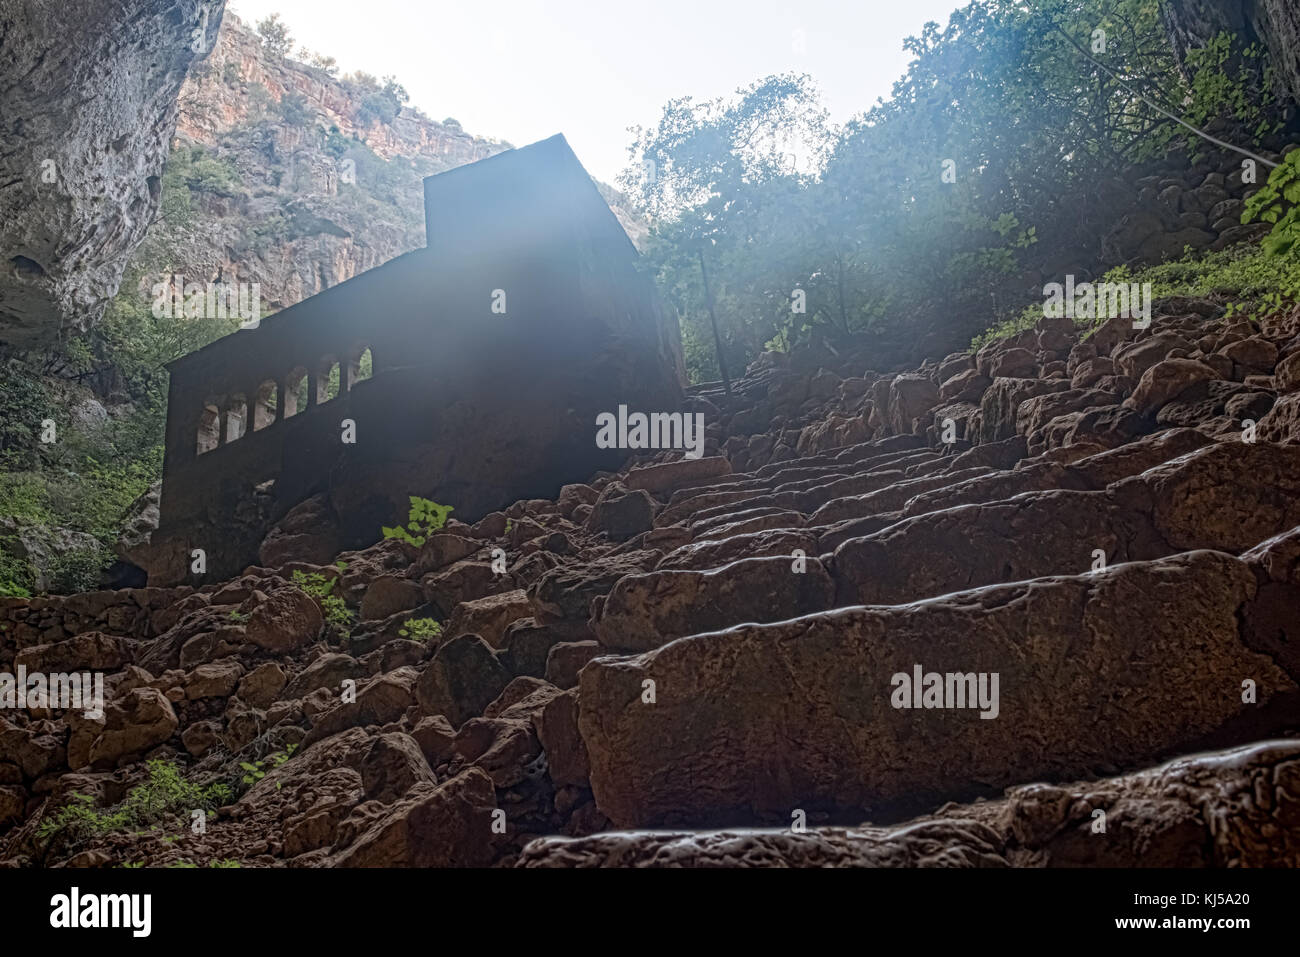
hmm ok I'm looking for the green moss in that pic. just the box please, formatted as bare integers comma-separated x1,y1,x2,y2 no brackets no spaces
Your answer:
971,241,1300,351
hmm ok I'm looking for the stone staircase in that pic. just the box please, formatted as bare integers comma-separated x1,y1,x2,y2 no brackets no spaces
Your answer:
3,298,1300,867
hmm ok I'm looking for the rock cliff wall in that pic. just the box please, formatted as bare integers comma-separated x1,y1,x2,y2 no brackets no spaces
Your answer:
0,0,225,346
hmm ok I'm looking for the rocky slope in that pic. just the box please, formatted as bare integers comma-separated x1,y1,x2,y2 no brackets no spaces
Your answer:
0,0,224,346
3,291,1300,867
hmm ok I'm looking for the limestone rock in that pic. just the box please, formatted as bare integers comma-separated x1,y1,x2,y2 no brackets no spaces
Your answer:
331,767,498,866
415,634,511,727
578,551,1292,827
0,0,225,343
592,556,835,653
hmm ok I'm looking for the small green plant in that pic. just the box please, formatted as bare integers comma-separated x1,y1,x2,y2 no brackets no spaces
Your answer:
290,570,353,628
1243,149,1300,258
227,609,249,623
0,580,30,598
238,744,297,787
37,761,231,847
398,617,442,642
382,496,453,547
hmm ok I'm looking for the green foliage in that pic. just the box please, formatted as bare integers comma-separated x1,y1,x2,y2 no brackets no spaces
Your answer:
255,13,293,57
971,242,1300,349
36,761,231,848
398,617,442,642
238,744,297,788
322,124,352,159
46,547,108,595
169,143,242,198
302,50,339,76
0,359,50,463
623,1,1287,379
1182,33,1282,151
1243,149,1300,257
382,496,453,547
289,569,335,598
290,570,353,628
277,92,312,127
0,347,160,594
222,61,242,87
0,579,31,599
353,75,409,127
163,857,242,868
246,82,274,120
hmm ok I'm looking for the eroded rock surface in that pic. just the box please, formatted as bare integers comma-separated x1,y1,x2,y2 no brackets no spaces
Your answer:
4,302,1300,868
0,0,225,343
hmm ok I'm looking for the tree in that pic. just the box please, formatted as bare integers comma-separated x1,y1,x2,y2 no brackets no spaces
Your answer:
621,0,1281,378
256,13,293,57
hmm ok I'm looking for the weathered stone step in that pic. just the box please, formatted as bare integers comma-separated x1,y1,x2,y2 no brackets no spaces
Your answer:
656,528,819,572
596,444,1300,654
591,555,834,652
900,428,1211,518
578,550,1297,828
834,441,1300,606
688,508,807,540
751,434,925,478
657,446,941,525
809,466,994,525
517,739,1300,867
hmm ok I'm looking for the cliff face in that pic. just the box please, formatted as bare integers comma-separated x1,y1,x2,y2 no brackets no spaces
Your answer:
174,15,504,165
140,14,646,316
0,0,225,347
141,13,507,315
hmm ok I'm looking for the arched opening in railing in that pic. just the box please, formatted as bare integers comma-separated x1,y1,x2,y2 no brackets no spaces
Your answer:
347,345,373,389
318,355,341,403
197,402,220,455
254,380,278,431
225,394,248,443
285,367,308,417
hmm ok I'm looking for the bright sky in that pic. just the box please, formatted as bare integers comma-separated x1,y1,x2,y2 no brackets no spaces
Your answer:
227,0,965,184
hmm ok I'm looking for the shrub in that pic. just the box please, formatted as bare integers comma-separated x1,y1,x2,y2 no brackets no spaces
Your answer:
382,496,453,547
46,545,109,595
398,617,442,642
290,569,353,628
277,92,311,128
37,761,231,848
1243,148,1300,257
237,744,297,790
